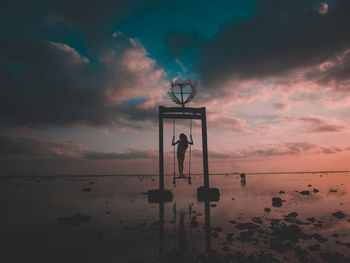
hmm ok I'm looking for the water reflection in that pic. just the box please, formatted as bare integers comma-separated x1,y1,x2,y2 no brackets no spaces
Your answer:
1,173,350,262
156,198,215,261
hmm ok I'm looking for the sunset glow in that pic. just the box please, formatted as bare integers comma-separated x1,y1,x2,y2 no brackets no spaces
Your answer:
1,0,350,175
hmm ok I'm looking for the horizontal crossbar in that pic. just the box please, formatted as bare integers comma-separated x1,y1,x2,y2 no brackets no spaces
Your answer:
159,106,205,114
161,113,202,120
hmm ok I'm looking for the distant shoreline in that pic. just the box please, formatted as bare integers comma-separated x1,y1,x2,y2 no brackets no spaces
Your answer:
1,170,350,178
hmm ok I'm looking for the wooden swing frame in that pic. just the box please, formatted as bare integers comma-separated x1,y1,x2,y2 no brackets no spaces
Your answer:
147,105,220,203
159,106,209,190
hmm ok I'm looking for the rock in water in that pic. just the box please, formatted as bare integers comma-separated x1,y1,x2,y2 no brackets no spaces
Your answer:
272,197,282,207
306,217,315,223
333,211,345,219
286,212,298,218
252,217,263,224
264,207,271,213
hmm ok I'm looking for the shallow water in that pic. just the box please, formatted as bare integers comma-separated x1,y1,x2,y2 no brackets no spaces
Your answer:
1,173,350,263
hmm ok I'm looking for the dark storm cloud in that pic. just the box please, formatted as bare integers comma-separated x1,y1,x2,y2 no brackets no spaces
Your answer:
305,50,350,91
48,0,162,50
1,0,159,37
0,36,160,128
166,0,350,88
0,0,167,130
165,31,203,58
0,38,101,126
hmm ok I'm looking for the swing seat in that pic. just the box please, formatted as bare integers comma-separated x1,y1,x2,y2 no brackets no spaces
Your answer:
174,176,191,180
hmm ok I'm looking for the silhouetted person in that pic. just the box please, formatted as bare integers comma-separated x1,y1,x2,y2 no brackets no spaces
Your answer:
240,173,246,187
172,133,193,177
240,173,246,183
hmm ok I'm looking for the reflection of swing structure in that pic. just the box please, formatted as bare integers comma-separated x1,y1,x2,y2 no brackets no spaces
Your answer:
172,203,194,253
148,80,220,201
156,200,213,258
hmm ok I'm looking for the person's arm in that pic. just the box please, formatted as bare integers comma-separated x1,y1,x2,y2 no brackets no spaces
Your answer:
188,135,193,145
172,136,179,146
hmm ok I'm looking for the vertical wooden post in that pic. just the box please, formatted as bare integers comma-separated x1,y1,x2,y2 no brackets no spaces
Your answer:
159,106,164,191
201,107,210,188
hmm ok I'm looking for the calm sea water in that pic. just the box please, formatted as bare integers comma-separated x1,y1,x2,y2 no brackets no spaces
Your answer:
1,173,350,263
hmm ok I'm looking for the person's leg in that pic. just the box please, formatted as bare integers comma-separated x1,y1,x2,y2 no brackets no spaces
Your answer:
180,156,184,176
177,153,182,176
178,153,185,177
181,153,186,177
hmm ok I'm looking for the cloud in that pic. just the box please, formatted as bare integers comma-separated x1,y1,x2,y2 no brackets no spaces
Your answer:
273,101,289,110
0,133,158,161
192,149,232,159
0,134,86,158
166,0,350,92
298,117,346,133
251,142,319,157
207,141,349,160
303,49,350,92
208,115,252,134
83,149,154,160
320,146,342,154
0,34,167,129
3,0,161,50
191,141,350,161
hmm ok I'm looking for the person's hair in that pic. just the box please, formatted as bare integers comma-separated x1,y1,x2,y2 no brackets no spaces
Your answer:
179,133,189,150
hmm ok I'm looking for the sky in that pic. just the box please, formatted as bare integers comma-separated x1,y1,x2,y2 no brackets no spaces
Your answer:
1,0,350,175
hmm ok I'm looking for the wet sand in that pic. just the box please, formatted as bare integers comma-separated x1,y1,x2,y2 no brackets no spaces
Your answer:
0,173,349,263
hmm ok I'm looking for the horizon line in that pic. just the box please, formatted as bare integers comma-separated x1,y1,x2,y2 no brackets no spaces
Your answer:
1,170,350,178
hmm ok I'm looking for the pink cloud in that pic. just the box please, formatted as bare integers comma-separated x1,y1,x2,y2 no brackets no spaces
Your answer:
205,141,349,161
208,115,252,134
82,147,158,160
101,35,168,108
298,117,346,133
273,101,289,110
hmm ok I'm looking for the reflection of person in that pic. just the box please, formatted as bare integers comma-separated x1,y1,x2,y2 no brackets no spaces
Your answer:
178,212,187,253
172,133,193,177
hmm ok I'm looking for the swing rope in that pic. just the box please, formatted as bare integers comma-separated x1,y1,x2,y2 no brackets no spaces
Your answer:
173,119,176,186
188,119,192,184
